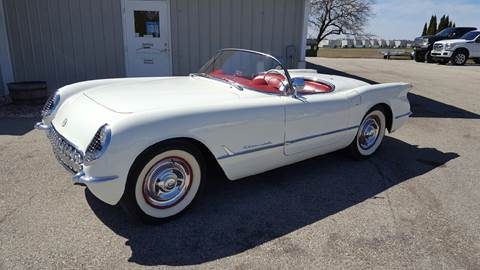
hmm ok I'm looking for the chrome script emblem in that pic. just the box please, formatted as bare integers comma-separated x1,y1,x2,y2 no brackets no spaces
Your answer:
61,118,68,127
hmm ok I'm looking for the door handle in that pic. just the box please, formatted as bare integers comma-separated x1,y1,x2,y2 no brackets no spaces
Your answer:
159,48,169,53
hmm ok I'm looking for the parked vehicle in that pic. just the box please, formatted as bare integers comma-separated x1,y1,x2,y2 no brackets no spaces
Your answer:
412,27,477,63
35,49,412,223
431,31,480,65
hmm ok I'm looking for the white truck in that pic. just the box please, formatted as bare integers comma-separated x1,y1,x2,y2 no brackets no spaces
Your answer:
431,30,480,65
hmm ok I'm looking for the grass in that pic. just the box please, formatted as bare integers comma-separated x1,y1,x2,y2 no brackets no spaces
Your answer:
317,48,413,59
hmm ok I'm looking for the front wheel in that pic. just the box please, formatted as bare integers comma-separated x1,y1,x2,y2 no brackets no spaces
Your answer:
451,51,468,65
425,50,434,63
414,53,425,62
349,109,386,158
120,141,205,223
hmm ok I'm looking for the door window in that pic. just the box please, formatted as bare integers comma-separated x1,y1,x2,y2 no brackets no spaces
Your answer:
134,11,160,38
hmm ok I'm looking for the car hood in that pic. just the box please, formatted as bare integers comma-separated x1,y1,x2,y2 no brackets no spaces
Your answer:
435,39,466,44
83,76,241,113
414,35,447,44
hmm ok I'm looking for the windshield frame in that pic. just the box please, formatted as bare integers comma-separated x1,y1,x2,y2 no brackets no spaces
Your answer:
197,48,294,96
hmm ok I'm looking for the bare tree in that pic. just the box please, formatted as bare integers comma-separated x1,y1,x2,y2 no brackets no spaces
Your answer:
309,0,374,44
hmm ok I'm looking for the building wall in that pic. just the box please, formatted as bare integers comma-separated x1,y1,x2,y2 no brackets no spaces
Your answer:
3,0,125,91
0,65,4,94
3,0,305,90
170,0,306,75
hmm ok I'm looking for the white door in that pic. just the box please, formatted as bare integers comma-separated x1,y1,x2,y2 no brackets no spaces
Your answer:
124,0,172,77
284,93,354,156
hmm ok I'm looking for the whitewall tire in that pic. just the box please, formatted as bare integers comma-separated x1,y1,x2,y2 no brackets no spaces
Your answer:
350,109,386,158
120,141,205,223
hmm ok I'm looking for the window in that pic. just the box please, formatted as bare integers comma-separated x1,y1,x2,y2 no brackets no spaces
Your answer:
134,11,160,38
461,31,480,41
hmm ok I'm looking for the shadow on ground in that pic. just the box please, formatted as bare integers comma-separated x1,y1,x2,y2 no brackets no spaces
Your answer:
306,62,480,119
0,117,39,136
86,137,458,266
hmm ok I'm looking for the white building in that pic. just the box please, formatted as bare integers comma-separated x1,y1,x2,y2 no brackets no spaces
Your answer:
380,40,388,48
341,39,354,48
319,39,336,48
332,39,342,48
354,39,364,48
394,40,407,48
362,40,372,48
371,39,381,48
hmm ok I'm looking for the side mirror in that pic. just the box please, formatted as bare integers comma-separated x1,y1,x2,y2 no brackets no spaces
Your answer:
292,78,305,95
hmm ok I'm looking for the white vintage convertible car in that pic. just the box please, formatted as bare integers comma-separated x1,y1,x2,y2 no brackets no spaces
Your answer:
35,49,411,222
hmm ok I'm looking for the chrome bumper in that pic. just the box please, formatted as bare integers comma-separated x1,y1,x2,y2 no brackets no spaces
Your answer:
35,122,118,184
72,171,118,184
34,122,50,130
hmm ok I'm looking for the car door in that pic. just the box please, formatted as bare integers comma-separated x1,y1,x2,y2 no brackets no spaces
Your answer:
284,91,356,156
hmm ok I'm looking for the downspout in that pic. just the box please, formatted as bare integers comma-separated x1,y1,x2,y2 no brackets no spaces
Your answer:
298,0,310,68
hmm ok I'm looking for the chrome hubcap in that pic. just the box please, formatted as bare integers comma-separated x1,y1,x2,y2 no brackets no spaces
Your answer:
359,116,380,150
143,157,192,208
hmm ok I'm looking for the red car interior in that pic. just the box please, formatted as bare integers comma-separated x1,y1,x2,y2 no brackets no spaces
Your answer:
302,81,333,94
209,70,333,94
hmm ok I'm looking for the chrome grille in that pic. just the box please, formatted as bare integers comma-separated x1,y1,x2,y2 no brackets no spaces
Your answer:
47,125,84,173
433,44,443,51
41,95,56,117
86,128,104,155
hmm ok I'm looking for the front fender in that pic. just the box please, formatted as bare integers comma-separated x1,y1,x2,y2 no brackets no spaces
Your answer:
85,110,224,205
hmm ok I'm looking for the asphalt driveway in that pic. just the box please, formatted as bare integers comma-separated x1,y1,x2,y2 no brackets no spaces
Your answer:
1,58,479,269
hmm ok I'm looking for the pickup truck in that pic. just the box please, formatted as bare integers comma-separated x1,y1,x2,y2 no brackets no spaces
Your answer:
412,27,477,63
431,31,480,65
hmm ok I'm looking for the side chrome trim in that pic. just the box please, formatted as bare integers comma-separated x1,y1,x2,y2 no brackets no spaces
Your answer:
34,122,50,130
286,125,359,145
395,112,412,119
217,143,284,160
217,125,359,160
72,171,118,184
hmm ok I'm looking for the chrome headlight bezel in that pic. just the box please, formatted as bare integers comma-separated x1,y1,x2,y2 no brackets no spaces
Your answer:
84,124,111,165
41,93,60,117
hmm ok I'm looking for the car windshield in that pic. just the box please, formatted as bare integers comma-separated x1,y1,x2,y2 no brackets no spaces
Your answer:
197,49,289,94
460,31,480,40
436,28,454,37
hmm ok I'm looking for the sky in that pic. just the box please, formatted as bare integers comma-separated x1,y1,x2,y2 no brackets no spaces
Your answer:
365,0,480,40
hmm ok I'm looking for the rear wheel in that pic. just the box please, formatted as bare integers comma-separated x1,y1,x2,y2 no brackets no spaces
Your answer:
120,141,205,223
451,50,468,65
349,109,386,158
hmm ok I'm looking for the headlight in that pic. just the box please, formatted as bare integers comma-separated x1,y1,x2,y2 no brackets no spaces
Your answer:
445,43,455,51
421,38,429,47
41,92,60,117
84,124,111,165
